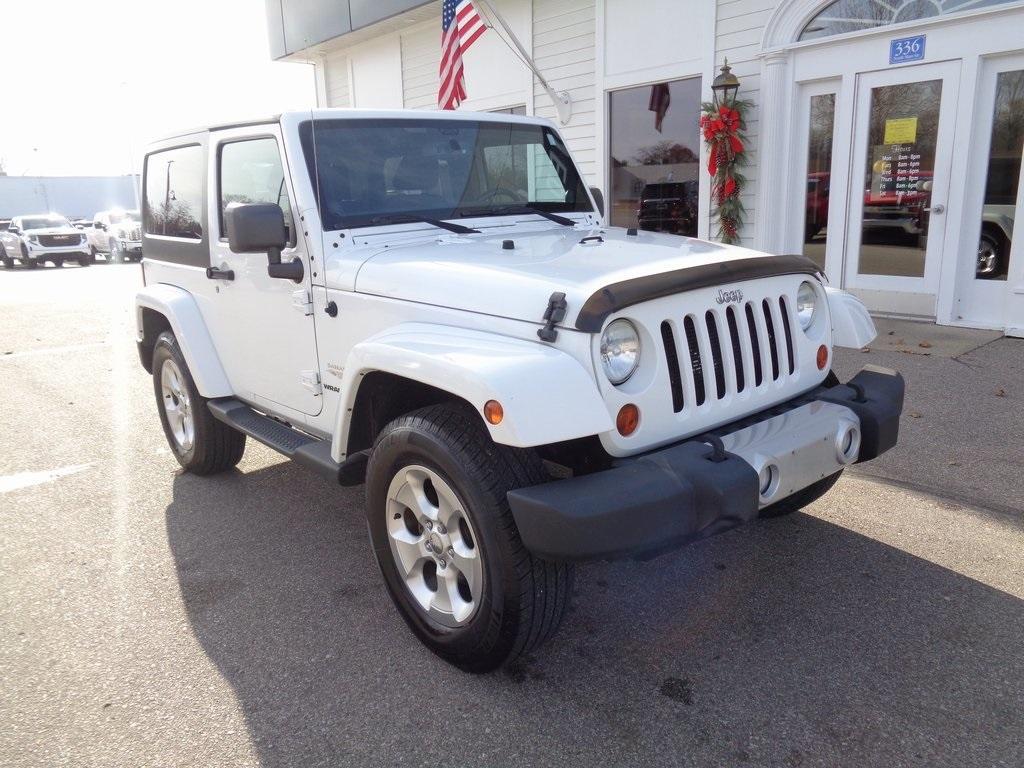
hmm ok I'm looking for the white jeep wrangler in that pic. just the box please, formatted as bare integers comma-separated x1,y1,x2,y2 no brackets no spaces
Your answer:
135,110,904,672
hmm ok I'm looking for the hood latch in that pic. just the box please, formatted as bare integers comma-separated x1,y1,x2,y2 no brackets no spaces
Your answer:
537,292,567,342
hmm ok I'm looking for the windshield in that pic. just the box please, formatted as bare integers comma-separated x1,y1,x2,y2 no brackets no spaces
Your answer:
21,216,71,230
300,118,592,230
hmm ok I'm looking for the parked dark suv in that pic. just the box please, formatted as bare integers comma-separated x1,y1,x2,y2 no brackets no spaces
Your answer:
637,181,698,236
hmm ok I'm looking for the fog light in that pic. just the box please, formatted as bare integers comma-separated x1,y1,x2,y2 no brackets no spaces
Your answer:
816,344,829,370
758,463,779,500
483,400,504,425
616,404,640,436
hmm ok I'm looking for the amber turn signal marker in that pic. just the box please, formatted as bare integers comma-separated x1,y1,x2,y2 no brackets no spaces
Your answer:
483,400,504,425
816,344,829,370
616,404,640,436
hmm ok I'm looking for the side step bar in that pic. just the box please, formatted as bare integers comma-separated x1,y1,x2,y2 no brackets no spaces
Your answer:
207,398,367,486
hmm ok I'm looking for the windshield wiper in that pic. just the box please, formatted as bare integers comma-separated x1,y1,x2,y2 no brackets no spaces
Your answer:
457,205,576,227
368,214,479,235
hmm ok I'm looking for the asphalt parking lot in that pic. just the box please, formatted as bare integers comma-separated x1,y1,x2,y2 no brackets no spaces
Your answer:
2,263,1023,767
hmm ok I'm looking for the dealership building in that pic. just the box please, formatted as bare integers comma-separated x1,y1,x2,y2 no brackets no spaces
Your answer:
265,0,1024,334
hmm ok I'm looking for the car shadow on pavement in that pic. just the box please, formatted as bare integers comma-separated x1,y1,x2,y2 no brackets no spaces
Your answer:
165,462,1024,767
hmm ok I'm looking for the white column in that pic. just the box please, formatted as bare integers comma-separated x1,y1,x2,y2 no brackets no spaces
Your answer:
314,55,328,108
754,51,790,253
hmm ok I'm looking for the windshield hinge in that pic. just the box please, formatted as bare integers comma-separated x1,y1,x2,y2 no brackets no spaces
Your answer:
537,292,568,343
292,289,313,316
300,370,322,395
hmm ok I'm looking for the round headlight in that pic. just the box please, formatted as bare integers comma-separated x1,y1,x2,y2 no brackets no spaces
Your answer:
600,319,641,385
796,280,818,330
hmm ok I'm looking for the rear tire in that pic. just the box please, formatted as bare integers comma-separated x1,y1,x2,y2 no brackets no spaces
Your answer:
366,402,573,672
151,331,246,475
759,471,843,518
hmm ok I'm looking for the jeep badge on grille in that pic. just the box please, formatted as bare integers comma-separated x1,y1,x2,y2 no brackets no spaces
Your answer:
715,288,744,305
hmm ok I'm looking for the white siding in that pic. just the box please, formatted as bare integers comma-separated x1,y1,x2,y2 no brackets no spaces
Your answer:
533,0,597,183
323,52,351,107
715,0,774,246
401,26,438,109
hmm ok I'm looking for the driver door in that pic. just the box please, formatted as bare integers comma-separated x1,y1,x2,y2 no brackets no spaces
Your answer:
204,128,321,417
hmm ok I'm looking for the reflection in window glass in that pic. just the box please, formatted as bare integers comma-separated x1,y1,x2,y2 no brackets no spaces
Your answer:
144,145,204,239
219,138,292,240
803,93,836,269
609,77,701,234
976,69,1023,281
799,0,1014,41
857,79,941,278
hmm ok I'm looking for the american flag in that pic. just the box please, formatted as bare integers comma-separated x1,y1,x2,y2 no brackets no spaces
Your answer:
439,0,486,110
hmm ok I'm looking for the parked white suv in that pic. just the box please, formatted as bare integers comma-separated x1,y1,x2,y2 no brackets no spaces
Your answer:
135,110,904,672
87,209,142,263
0,214,92,268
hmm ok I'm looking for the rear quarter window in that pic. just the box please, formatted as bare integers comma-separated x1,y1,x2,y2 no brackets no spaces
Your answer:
144,145,205,240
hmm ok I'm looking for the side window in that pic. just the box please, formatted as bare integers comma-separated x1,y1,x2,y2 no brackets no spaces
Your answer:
144,145,204,239
218,138,293,243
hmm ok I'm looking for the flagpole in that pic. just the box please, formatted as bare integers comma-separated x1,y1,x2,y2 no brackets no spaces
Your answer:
473,0,572,125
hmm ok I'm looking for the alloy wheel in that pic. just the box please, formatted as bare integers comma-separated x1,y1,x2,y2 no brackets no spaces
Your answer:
160,358,194,451
385,464,483,629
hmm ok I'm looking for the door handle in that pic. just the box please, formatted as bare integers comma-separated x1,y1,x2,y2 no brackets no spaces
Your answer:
924,204,945,215
206,266,235,281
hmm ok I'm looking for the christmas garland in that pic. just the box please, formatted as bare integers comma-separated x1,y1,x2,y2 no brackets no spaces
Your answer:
700,100,750,244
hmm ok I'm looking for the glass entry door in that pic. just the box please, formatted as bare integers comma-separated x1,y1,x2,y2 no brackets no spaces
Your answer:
954,53,1024,335
844,62,961,314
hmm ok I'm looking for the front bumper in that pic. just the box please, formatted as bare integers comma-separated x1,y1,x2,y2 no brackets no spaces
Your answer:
508,365,904,561
27,243,89,255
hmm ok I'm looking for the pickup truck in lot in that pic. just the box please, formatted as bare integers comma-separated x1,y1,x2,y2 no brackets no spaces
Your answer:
0,214,92,268
135,109,904,672
87,209,143,263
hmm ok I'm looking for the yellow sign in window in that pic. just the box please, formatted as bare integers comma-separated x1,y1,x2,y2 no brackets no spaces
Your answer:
884,117,918,145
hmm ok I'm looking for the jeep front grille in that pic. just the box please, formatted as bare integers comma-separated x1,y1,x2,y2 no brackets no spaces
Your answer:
660,296,797,413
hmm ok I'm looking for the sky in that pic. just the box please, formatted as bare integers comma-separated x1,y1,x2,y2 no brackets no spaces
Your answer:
0,0,316,177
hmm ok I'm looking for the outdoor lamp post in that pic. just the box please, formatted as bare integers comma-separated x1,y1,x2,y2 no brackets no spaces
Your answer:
711,59,741,107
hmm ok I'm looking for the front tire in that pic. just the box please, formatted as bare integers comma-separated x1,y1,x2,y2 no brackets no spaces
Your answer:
366,403,573,672
151,331,246,475
759,471,843,518
109,240,123,264
0,244,11,268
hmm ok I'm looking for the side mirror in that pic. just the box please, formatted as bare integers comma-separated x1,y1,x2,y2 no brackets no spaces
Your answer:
589,186,605,219
225,202,303,282
9,226,20,235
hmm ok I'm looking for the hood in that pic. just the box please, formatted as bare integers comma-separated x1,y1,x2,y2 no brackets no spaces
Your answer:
24,226,81,236
352,226,776,329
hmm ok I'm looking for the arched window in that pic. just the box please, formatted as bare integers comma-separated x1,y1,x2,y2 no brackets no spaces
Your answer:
799,0,1017,41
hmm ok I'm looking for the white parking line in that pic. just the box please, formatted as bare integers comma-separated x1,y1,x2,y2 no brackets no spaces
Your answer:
0,464,92,494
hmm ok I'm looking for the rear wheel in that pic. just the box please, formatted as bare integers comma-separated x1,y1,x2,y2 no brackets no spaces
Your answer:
366,403,573,672
151,331,246,474
759,471,843,519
